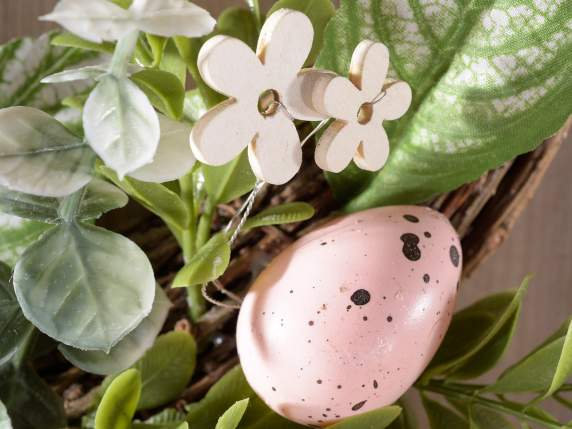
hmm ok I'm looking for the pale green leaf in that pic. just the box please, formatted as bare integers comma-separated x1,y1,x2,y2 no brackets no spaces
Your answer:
329,405,402,429
14,221,155,351
243,202,315,230
0,107,93,197
173,233,231,288
59,285,170,375
0,364,66,429
131,69,185,120
51,32,115,54
422,395,469,429
317,0,572,211
84,74,160,178
42,65,107,84
77,179,129,220
268,0,335,65
146,34,168,68
203,150,256,204
95,369,141,429
183,89,208,124
216,399,250,429
0,400,12,429
0,217,51,266
217,7,258,49
133,331,197,410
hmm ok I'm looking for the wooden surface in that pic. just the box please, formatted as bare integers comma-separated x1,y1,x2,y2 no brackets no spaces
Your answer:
1,0,571,408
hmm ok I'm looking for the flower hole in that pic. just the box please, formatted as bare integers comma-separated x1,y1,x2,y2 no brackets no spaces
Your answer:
258,89,281,117
357,102,374,125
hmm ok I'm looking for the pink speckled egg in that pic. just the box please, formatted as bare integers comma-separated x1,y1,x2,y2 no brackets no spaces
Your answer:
236,206,462,427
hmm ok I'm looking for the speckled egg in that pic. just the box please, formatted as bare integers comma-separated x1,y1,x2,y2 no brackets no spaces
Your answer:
236,206,462,427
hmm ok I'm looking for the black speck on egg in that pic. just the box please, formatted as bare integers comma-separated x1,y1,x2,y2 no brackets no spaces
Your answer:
400,233,421,261
387,316,393,323
373,380,379,389
403,214,419,223
424,231,432,238
351,289,371,306
450,245,460,267
423,273,430,283
352,401,367,411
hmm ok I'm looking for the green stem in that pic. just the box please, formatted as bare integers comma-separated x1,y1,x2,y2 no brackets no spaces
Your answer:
179,172,197,262
58,187,86,223
418,382,563,429
250,0,263,31
196,197,216,249
110,30,139,77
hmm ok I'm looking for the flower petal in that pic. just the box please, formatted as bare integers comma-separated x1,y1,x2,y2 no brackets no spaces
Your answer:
284,69,331,121
248,112,302,185
320,74,364,122
315,121,362,173
191,99,257,166
354,125,390,171
198,35,264,99
350,40,389,100
376,80,413,120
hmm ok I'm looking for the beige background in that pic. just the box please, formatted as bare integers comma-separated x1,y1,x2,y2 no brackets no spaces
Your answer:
1,0,571,416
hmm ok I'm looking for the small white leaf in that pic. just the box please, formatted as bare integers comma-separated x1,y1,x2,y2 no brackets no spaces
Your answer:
130,115,195,183
0,107,93,197
40,0,133,44
83,75,160,178
41,65,107,84
130,0,216,38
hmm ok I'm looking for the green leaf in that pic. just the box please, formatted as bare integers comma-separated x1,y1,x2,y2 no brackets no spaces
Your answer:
422,395,469,429
203,150,256,204
329,406,402,429
146,35,168,67
0,217,51,267
0,400,12,429
59,285,170,375
133,331,197,410
216,399,250,429
0,364,66,429
0,262,32,366
131,69,185,120
183,89,208,124
95,369,141,429
469,405,515,429
243,202,315,230
159,40,189,86
0,107,93,198
268,0,335,65
84,74,160,178
485,318,572,397
217,8,259,50
14,221,155,351
77,179,129,219
101,166,190,229
173,233,231,288
317,0,572,211
426,277,530,379
51,32,115,54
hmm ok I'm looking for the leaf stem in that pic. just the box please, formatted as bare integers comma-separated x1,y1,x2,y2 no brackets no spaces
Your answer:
110,30,139,77
418,381,563,429
179,172,197,262
196,197,216,249
248,0,263,31
58,187,86,223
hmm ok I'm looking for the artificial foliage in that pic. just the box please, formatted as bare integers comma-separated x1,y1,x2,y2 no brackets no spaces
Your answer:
0,0,570,428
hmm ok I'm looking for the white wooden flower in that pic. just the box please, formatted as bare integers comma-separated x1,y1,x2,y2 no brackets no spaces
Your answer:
41,0,215,44
312,41,412,173
190,9,319,185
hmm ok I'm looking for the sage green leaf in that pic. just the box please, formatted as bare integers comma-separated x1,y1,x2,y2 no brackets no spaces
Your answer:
133,331,197,410
0,401,11,429
84,74,160,178
268,0,335,65
329,405,402,429
42,65,107,84
469,405,514,429
426,277,529,379
59,285,170,375
51,32,115,54
135,408,186,428
485,319,572,397
158,40,188,87
216,399,250,429
0,262,32,366
131,69,185,120
77,179,129,220
183,89,208,124
243,202,315,231
0,107,93,197
173,233,231,288
203,150,256,204
101,166,190,229
317,0,572,211
422,395,469,429
217,8,259,49
186,366,306,429
0,218,51,267
14,221,155,351
95,368,141,429
0,364,66,429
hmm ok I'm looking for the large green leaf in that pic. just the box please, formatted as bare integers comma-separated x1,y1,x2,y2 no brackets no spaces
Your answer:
59,285,170,375
0,364,66,429
14,221,155,352
0,400,12,429
317,0,572,211
217,8,259,50
422,395,469,429
329,406,402,429
216,399,250,429
132,331,197,410
131,69,185,120
95,369,141,429
203,150,256,204
0,217,51,267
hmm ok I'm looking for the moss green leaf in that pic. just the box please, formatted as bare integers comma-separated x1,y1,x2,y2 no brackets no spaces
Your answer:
173,233,231,288
243,202,315,230
203,150,256,205
317,0,572,211
131,69,185,120
216,399,250,429
217,8,259,49
329,405,402,429
469,405,515,429
422,395,469,429
95,369,141,429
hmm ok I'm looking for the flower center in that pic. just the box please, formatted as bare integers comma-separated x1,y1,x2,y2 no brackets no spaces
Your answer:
258,89,281,117
357,102,374,125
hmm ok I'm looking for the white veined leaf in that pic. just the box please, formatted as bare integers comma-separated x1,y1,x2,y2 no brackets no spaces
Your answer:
0,107,94,197
77,179,129,220
129,114,195,183
14,221,155,351
84,74,160,178
42,65,107,84
0,216,51,267
40,0,134,44
130,0,216,38
59,285,170,375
